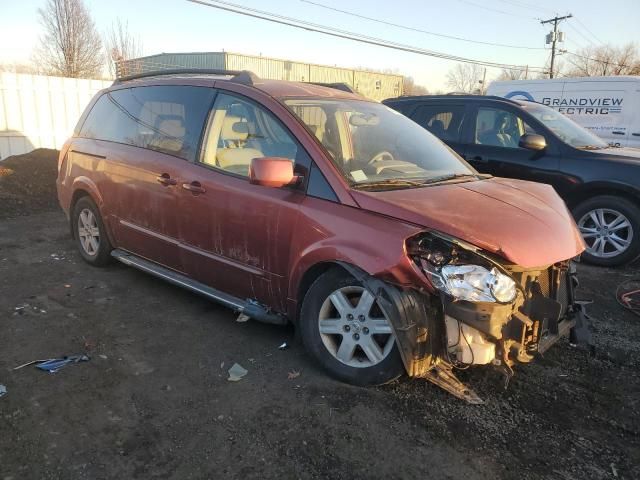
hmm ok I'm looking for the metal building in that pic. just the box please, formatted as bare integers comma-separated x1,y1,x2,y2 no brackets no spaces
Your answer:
118,52,404,101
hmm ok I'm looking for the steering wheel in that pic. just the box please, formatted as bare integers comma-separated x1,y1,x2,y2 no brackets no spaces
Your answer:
368,151,395,165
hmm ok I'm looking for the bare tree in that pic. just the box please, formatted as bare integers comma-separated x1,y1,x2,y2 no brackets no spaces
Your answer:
446,63,484,93
496,67,529,81
34,0,103,78
104,18,143,78
402,76,430,96
564,43,640,77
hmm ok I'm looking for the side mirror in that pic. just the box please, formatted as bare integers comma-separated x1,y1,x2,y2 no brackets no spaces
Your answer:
519,133,547,151
249,157,298,188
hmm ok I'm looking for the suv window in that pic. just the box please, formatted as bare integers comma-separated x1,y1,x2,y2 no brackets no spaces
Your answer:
80,86,215,161
410,105,465,142
474,107,537,149
200,92,298,177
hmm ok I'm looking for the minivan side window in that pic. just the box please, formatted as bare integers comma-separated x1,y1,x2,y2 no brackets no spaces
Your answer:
410,105,466,142
199,92,298,177
474,107,538,149
79,86,215,161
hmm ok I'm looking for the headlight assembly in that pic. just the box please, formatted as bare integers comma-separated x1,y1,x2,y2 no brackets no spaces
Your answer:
409,234,517,304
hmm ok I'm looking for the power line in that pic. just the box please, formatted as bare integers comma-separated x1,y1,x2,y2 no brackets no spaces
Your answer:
300,0,546,50
184,0,547,72
495,0,554,13
454,0,536,19
566,23,598,47
573,17,605,45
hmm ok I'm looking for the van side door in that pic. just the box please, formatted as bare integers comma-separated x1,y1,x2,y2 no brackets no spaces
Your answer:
405,102,468,157
463,104,562,186
76,85,214,272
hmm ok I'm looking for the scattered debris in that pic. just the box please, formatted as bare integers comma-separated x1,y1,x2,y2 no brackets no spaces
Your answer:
611,463,618,478
13,359,51,370
227,363,248,382
0,384,7,397
14,355,90,373
220,361,225,369
98,354,108,360
236,312,251,323
278,342,289,350
288,370,301,380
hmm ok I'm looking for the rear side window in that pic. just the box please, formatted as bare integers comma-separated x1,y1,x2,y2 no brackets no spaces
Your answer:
410,104,466,142
79,86,215,161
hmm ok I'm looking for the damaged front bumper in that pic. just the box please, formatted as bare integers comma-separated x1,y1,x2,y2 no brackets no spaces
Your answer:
340,238,592,404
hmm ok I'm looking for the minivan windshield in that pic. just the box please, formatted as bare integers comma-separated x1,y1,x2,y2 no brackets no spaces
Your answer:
285,99,476,188
521,102,609,149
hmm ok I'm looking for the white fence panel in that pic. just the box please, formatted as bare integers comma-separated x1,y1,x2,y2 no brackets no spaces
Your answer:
0,73,112,159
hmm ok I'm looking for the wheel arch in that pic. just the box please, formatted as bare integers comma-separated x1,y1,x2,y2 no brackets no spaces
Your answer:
566,181,640,210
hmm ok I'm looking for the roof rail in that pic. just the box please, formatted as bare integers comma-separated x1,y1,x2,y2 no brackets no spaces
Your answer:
310,82,356,93
113,69,259,86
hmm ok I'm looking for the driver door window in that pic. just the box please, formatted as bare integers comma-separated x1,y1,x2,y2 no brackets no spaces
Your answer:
474,107,536,149
200,93,298,176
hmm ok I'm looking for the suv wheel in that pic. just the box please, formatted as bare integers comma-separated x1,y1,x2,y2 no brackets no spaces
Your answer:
299,268,404,386
72,196,113,266
573,195,640,266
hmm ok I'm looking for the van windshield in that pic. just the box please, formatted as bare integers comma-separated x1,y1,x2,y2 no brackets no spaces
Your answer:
285,99,476,188
522,102,609,149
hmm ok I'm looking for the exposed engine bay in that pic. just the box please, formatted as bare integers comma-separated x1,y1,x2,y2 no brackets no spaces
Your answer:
339,231,592,404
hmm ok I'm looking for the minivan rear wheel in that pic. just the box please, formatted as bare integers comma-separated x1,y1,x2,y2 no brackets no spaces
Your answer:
299,268,404,386
72,196,113,266
573,195,640,267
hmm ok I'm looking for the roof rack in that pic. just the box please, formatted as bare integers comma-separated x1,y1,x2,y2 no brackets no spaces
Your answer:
113,69,260,86
310,82,356,94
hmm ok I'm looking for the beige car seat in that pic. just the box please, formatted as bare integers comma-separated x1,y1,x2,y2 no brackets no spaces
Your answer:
216,116,263,169
149,116,185,153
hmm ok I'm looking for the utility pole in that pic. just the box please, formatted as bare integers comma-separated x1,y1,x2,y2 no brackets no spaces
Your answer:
541,14,572,79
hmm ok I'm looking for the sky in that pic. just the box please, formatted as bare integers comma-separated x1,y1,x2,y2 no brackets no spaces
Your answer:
1,0,639,90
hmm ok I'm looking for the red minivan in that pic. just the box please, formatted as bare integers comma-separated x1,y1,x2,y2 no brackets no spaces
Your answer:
57,70,589,402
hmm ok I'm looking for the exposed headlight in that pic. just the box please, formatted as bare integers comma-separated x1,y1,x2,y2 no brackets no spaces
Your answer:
424,263,517,303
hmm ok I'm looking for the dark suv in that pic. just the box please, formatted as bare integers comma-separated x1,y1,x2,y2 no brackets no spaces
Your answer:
384,95,640,266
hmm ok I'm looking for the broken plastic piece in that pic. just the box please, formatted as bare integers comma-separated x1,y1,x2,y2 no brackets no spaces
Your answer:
287,370,301,380
13,359,52,370
0,384,6,397
236,313,250,323
278,342,289,350
227,363,248,382
420,363,484,404
35,355,90,373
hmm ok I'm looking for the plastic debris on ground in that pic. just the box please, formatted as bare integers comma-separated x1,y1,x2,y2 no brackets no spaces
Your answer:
236,312,250,323
227,363,248,382
0,384,7,397
278,342,289,350
14,355,90,373
288,370,301,380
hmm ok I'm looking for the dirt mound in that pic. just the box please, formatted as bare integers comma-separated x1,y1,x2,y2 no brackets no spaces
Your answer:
0,148,60,219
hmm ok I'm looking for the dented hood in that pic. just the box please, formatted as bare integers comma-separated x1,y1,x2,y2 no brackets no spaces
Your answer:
350,177,585,268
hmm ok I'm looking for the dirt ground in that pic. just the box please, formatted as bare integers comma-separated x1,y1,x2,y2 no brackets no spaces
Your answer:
0,151,639,479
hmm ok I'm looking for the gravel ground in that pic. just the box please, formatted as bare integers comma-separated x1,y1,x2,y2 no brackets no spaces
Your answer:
0,151,638,479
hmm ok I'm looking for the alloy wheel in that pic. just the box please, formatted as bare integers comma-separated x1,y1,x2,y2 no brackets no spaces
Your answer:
318,286,395,368
78,208,100,256
578,208,633,259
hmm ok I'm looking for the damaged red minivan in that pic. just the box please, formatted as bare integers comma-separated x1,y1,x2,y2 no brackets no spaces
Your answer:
57,70,590,402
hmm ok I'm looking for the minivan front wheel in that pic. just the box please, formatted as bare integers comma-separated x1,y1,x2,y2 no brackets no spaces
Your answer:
72,196,113,266
573,195,640,266
300,268,404,386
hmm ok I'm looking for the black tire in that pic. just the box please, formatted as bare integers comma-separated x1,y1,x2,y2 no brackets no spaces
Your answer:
299,268,405,386
72,196,113,267
572,195,640,267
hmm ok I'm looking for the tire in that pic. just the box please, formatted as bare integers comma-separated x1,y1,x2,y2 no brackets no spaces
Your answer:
299,268,405,386
572,195,640,267
72,196,113,266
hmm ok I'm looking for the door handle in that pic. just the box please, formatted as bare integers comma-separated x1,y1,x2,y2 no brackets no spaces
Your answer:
470,155,488,163
612,131,625,135
182,181,206,194
632,133,640,137
156,173,177,186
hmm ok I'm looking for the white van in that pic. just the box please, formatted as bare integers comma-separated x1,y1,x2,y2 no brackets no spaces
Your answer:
488,76,640,148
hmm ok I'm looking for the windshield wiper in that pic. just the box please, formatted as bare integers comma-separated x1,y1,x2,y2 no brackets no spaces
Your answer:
353,178,427,189
422,173,478,185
